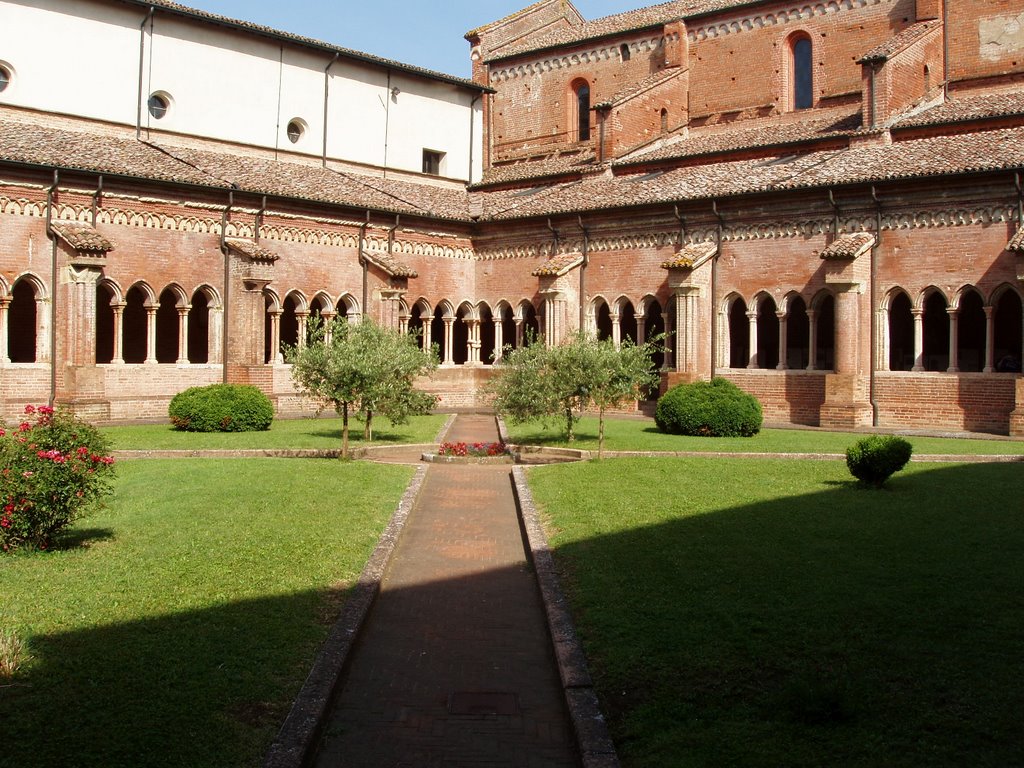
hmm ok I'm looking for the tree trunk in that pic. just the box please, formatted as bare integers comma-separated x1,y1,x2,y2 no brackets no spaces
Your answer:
598,407,605,460
341,402,350,459
364,409,374,441
565,406,575,442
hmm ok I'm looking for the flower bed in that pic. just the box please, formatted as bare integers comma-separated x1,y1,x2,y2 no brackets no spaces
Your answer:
438,441,508,457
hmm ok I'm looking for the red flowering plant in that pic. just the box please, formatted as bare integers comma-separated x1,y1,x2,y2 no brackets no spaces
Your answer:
438,441,507,458
0,405,115,552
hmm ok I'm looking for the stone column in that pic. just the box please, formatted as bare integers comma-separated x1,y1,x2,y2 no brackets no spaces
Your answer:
747,310,758,369
946,308,959,373
296,311,309,348
421,319,432,354
145,307,158,364
636,315,647,346
493,318,504,362
0,298,9,363
806,309,818,370
776,311,788,370
321,311,336,345
661,309,673,369
983,306,995,373
514,318,524,349
268,310,282,364
443,317,454,365
111,303,125,364
912,308,924,372
35,295,51,363
610,311,621,348
177,307,189,364
468,319,481,364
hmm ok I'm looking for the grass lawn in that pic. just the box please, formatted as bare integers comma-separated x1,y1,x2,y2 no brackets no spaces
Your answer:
101,413,448,450
1,458,414,768
528,457,1024,768
508,415,1024,456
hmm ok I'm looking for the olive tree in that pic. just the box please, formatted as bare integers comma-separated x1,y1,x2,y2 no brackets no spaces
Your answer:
286,317,437,458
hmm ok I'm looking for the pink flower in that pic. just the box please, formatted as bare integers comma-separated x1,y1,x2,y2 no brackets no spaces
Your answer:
24,405,35,415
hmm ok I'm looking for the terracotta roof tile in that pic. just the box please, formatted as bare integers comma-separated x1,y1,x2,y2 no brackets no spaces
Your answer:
49,222,115,252
1008,227,1024,253
895,88,1024,130
661,241,716,268
858,20,941,63
225,238,279,262
531,252,583,276
477,151,598,187
819,232,875,260
362,249,418,278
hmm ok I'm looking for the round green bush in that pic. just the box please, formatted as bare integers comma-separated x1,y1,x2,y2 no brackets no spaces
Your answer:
169,384,274,432
845,435,913,488
654,378,763,437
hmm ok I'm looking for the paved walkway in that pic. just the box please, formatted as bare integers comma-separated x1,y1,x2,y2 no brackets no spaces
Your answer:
312,414,579,768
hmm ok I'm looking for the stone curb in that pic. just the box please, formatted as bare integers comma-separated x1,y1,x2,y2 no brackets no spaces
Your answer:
262,464,428,768
420,452,514,464
510,461,621,768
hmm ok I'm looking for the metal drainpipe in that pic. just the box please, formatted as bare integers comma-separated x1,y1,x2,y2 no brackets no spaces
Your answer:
942,0,950,98
91,175,103,226
828,188,840,239
711,200,724,381
322,54,339,168
136,7,155,141
1015,172,1023,227
220,191,233,383
468,94,481,182
870,185,882,426
359,211,370,318
577,216,589,330
868,63,877,129
45,170,59,407
256,195,266,243
383,71,392,179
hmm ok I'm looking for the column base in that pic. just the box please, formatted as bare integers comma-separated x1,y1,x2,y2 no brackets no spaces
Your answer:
819,373,873,430
1010,378,1024,437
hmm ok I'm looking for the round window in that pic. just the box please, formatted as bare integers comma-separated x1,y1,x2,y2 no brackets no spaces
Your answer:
0,66,11,93
286,119,305,144
148,93,170,120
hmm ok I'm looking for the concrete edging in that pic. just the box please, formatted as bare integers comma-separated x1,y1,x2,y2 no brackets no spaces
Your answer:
510,462,621,768
262,464,428,768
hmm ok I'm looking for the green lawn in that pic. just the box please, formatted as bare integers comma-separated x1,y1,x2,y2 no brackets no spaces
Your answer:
1,458,414,768
507,416,1024,456
528,457,1024,768
101,413,448,450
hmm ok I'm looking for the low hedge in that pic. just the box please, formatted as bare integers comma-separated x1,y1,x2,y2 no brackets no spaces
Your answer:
845,435,913,488
655,378,763,437
169,384,274,432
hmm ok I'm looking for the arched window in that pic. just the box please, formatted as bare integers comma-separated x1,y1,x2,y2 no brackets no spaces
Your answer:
815,294,835,371
786,296,809,370
644,299,666,369
790,34,813,110
572,80,591,142
922,291,949,371
123,285,148,364
479,304,495,364
955,289,985,372
994,290,1023,372
619,300,637,345
728,297,749,368
619,43,631,62
595,300,612,341
280,295,299,349
9,279,38,363
155,288,181,364
188,289,210,364
888,291,913,371
453,305,471,365
431,305,447,363
521,302,539,346
660,108,669,134
96,283,116,364
756,295,779,369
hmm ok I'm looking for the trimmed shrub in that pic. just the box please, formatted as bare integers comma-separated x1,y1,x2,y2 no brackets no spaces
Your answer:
1,405,116,551
845,435,913,488
655,378,763,437
169,384,273,432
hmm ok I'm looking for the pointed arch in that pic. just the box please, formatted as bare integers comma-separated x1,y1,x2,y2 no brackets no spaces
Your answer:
885,288,914,371
8,274,47,363
920,287,950,372
725,293,749,368
123,282,156,364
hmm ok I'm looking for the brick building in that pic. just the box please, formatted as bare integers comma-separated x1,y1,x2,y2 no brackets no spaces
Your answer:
1,0,1023,434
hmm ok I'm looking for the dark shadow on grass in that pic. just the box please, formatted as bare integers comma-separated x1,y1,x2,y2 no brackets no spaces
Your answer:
52,527,116,550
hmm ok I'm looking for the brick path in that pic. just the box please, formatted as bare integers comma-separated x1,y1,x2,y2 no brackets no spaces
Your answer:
311,413,579,768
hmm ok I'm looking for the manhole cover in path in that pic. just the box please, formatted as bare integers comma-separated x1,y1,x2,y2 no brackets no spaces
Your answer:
448,691,520,716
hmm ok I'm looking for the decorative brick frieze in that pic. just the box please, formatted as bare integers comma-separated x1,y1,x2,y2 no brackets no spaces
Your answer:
687,0,886,43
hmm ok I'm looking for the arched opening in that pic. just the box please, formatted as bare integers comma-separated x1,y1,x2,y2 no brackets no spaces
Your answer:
922,291,949,371
521,302,539,345
815,294,835,371
595,300,613,341
786,296,809,369
264,294,276,364
95,282,116,364
408,303,426,350
660,108,669,134
572,80,591,142
756,295,779,369
888,291,913,371
956,289,985,372
619,300,637,345
790,34,813,110
8,279,37,363
644,299,665,369
123,285,148,364
728,297,749,368
479,304,495,364
453,305,470,365
280,295,299,350
994,290,1023,372
188,289,210,364
619,43,631,62
431,306,447,363
155,288,181,364
498,305,516,353
335,296,351,322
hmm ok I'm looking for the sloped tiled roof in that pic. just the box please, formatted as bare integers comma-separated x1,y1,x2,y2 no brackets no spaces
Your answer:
1008,227,1024,253
49,222,115,252
224,238,279,262
661,241,716,268
625,107,862,164
895,88,1024,130
531,252,584,276
819,232,875,260
361,249,418,278
477,150,598,187
858,19,941,64
597,68,684,109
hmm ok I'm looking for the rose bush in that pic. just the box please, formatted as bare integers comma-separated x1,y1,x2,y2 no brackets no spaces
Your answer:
0,405,115,552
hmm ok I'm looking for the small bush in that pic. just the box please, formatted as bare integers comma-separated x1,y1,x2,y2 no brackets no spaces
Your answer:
655,378,763,437
169,384,274,432
845,435,913,488
0,405,116,551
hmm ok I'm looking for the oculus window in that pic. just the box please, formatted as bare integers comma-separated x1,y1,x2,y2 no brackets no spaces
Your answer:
148,92,170,120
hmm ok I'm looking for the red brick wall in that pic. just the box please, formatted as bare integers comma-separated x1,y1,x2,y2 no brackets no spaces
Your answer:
947,1,1024,84
875,372,1018,432
721,369,828,425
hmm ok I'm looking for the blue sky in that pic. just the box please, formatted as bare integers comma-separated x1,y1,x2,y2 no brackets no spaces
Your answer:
181,0,642,78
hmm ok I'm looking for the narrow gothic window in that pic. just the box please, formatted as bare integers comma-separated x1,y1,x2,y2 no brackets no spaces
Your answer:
791,36,813,110
660,108,669,133
620,43,631,62
574,82,591,141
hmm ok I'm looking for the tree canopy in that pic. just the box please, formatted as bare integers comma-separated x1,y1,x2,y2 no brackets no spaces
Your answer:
286,317,437,457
